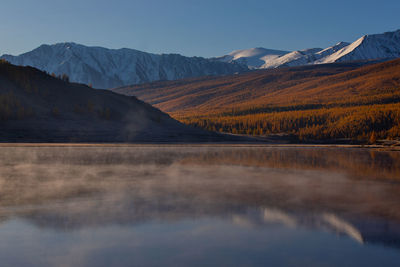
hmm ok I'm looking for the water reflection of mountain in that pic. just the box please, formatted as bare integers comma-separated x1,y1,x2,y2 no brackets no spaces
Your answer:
0,146,400,250
233,208,400,249
6,196,400,250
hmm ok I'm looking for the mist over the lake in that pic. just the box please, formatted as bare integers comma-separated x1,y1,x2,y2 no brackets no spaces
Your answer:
0,146,399,266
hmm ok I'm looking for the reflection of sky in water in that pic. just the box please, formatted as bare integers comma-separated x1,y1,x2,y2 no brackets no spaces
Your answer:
0,146,400,266
1,218,399,267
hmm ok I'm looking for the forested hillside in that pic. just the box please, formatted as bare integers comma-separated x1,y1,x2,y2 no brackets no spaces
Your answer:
115,60,400,142
0,60,231,142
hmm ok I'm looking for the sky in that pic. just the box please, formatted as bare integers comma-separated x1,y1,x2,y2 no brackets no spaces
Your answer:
1,0,399,57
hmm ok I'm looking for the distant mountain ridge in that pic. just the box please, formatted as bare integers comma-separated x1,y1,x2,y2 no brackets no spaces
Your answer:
1,29,399,89
219,29,400,69
1,43,247,89
216,48,290,69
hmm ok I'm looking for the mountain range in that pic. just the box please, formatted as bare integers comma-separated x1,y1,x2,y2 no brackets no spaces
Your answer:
1,29,399,90
1,43,247,89
218,29,400,69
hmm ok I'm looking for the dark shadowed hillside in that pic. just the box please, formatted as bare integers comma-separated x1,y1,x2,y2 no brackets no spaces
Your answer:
0,60,242,142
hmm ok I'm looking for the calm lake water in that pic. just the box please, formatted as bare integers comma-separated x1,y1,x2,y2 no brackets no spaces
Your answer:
0,145,400,267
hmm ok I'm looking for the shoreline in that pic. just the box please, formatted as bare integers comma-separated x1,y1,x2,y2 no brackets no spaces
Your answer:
0,142,398,151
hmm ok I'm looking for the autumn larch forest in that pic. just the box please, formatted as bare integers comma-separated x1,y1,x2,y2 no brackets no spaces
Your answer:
115,59,400,143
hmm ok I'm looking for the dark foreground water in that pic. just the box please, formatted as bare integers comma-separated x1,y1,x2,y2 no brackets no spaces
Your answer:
0,145,400,267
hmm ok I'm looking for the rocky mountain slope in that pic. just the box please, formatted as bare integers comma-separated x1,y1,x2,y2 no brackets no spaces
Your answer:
1,43,248,89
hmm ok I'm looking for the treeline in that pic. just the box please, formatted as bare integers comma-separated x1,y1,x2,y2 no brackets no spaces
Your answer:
0,59,70,93
73,101,113,120
0,60,113,121
0,60,37,120
218,92,400,117
0,92,34,120
180,103,400,142
0,92,114,121
50,72,70,83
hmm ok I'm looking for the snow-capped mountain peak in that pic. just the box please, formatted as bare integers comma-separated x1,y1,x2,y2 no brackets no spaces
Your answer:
320,30,400,64
228,47,287,59
315,42,350,57
217,29,400,69
261,48,322,69
217,47,289,69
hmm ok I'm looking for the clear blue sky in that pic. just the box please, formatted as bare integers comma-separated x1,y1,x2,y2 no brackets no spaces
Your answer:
1,0,399,57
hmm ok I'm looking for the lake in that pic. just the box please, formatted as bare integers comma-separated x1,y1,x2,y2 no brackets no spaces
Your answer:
0,145,399,267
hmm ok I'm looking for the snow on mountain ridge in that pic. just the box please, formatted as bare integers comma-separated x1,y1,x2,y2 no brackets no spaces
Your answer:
315,42,351,58
261,48,323,68
219,29,400,69
216,47,289,69
1,42,248,89
2,29,399,88
229,47,287,59
320,30,400,64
